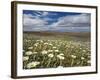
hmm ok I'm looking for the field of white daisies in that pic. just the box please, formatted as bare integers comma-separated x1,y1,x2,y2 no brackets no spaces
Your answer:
23,33,91,69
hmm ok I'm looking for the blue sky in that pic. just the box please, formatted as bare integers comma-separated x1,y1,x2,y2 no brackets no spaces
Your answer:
23,10,91,32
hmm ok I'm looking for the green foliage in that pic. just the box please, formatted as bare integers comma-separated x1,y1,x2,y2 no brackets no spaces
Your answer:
23,38,91,69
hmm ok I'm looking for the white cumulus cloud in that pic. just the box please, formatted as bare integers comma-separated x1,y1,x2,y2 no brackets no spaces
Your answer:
51,13,90,27
23,14,48,31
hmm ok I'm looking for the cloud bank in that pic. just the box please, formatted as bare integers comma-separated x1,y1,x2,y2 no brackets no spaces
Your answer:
23,10,91,32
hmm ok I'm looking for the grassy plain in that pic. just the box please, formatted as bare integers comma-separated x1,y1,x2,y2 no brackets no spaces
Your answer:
23,31,91,69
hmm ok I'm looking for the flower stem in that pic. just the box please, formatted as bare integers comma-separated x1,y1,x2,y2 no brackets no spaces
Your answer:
71,59,74,67
81,61,83,66
60,60,62,66
47,58,51,67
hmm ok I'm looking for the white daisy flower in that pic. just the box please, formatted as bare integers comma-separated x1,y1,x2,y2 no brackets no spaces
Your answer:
53,47,56,49
49,43,53,46
54,50,59,52
48,50,53,53
34,43,38,47
87,60,91,64
40,40,43,43
36,40,40,41
83,50,86,52
71,55,76,59
59,53,64,56
44,42,48,45
27,40,31,42
57,66,64,68
41,50,48,55
33,52,38,54
57,55,65,60
47,40,50,41
28,47,33,50
81,57,85,60
25,51,33,56
23,56,29,61
27,61,40,68
48,54,54,58
80,48,82,49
